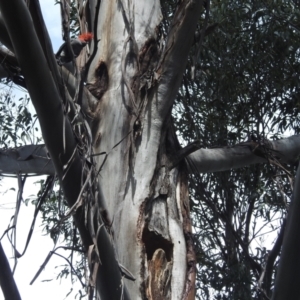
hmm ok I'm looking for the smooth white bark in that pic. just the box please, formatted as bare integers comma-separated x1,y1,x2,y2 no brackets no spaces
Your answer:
86,1,201,299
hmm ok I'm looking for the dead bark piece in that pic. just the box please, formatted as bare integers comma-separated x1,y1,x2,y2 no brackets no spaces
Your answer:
146,248,173,300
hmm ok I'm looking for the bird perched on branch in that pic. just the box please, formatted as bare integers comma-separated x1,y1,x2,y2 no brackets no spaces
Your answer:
55,32,93,65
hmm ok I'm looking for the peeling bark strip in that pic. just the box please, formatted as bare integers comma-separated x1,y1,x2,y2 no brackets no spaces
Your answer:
179,168,196,300
141,163,196,300
136,119,195,299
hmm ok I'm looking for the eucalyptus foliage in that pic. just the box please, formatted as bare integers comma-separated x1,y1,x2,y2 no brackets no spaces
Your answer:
172,0,300,298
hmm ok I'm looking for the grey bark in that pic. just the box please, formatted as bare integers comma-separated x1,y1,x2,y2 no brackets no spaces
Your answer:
0,145,53,175
187,135,300,173
272,162,300,300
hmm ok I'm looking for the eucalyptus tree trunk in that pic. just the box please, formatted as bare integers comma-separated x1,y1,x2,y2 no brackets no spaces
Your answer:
0,0,200,298
2,1,300,299
78,1,201,299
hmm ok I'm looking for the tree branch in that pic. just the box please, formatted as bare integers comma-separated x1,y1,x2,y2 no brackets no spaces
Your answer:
27,0,64,96
1,135,300,176
156,0,203,118
0,241,21,300
0,13,13,51
272,162,300,299
0,145,53,175
0,2,131,299
262,219,285,296
0,0,87,240
187,135,300,173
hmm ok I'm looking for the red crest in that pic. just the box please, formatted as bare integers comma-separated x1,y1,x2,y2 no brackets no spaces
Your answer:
78,32,94,42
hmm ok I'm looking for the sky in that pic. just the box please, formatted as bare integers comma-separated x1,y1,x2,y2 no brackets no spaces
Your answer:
0,1,83,299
